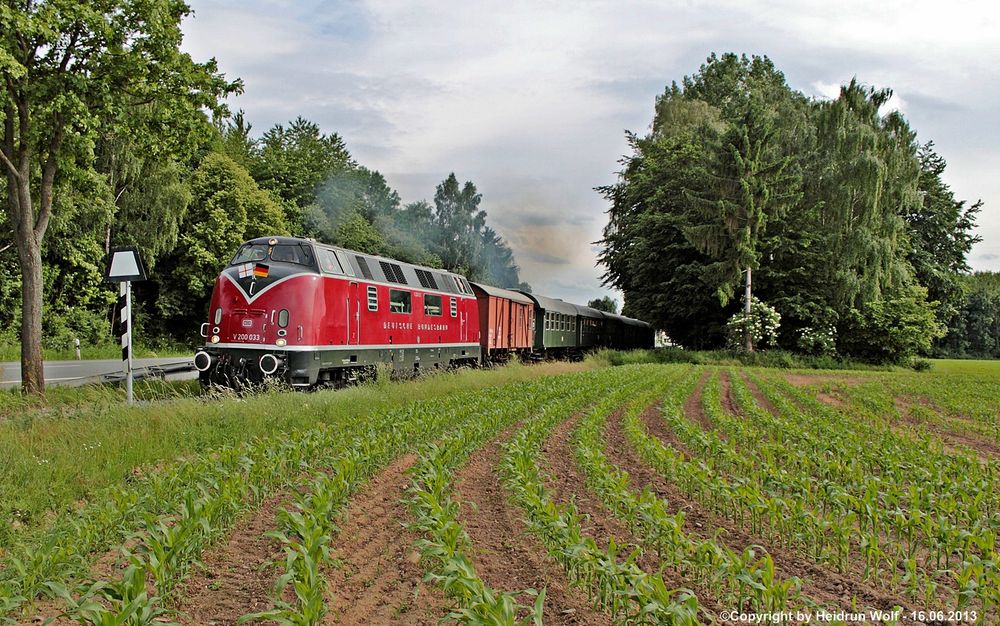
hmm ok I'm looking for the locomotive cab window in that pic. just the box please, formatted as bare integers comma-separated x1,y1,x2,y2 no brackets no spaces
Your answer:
230,243,268,264
270,244,314,266
317,248,345,274
424,294,442,316
389,289,411,314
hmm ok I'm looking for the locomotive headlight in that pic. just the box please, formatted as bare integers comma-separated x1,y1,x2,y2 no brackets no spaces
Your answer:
210,335,220,344
276,338,287,347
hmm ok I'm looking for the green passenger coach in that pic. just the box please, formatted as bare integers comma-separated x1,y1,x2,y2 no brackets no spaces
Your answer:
518,291,580,354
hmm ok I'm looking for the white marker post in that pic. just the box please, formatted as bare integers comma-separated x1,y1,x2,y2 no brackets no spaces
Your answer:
104,247,147,405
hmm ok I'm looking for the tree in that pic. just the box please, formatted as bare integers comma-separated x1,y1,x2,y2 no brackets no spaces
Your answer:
838,286,943,363
598,53,974,362
253,117,353,224
936,272,1000,358
0,0,235,394
433,173,485,276
683,60,800,351
598,98,730,348
587,296,618,314
216,111,256,169
479,226,525,289
154,152,286,336
906,142,982,326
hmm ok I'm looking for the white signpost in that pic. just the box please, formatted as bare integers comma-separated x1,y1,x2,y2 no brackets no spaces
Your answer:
104,247,147,404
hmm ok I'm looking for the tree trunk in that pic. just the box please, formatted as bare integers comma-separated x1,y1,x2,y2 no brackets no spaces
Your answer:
16,229,45,395
4,145,52,396
745,265,753,353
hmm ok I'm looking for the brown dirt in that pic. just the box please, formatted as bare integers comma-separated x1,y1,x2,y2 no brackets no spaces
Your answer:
607,406,921,617
454,427,611,625
176,492,289,625
683,371,716,434
537,412,716,617
639,401,695,461
323,453,450,625
785,374,864,387
816,391,847,408
740,373,780,416
719,371,739,416
893,397,1000,461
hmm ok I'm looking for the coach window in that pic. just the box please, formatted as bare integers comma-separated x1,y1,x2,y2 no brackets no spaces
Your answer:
317,248,344,274
389,289,411,314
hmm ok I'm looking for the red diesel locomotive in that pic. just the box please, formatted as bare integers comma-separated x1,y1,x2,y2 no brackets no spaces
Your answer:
194,236,482,388
194,235,655,388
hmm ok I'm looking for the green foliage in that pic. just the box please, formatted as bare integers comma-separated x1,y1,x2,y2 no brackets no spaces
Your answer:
586,296,618,314
0,0,238,390
152,152,288,336
592,347,885,370
907,143,982,325
797,324,837,357
598,52,981,363
724,297,780,351
935,272,1000,358
839,286,944,364
432,173,486,276
252,117,353,218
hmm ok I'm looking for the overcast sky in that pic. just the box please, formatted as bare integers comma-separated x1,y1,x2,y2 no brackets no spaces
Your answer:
181,0,1000,305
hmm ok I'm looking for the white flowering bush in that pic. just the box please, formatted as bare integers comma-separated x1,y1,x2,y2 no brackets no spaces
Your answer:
725,298,781,351
797,324,837,356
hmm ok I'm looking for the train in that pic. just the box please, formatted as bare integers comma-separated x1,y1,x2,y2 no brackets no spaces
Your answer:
193,236,654,388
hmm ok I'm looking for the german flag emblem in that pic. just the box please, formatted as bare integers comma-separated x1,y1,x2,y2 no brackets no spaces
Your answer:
253,263,270,279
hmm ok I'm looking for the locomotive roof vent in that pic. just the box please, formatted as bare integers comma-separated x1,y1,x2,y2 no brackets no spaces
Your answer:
379,260,407,285
415,268,438,290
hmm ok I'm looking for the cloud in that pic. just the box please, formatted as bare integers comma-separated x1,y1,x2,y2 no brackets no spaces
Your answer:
183,0,1000,300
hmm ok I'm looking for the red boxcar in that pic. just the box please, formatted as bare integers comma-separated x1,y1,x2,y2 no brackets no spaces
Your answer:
470,282,535,362
195,236,481,388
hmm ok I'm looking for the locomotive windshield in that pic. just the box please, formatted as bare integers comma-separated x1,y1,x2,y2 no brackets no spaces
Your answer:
230,242,315,267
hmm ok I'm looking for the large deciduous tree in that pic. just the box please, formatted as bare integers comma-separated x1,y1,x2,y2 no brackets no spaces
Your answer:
0,0,235,394
599,53,969,362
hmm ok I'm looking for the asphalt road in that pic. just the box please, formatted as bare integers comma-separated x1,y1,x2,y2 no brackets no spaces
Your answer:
0,357,197,388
